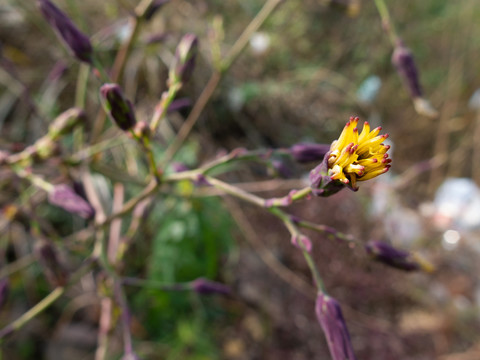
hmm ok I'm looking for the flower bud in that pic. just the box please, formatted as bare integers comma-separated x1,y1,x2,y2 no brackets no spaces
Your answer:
169,34,198,84
100,83,137,131
290,143,330,163
315,292,357,360
48,108,86,140
36,241,69,287
37,0,93,63
391,40,422,99
48,184,95,219
365,240,434,272
191,278,230,296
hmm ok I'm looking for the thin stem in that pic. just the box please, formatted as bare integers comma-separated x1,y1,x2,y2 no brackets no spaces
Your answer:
222,0,283,70
269,207,325,292
0,259,95,338
373,0,399,46
150,82,182,133
14,168,54,192
161,72,222,164
0,254,36,278
297,220,358,245
75,63,90,109
122,277,190,291
115,281,134,356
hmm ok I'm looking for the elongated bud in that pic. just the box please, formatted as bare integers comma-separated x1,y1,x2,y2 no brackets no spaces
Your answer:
48,184,95,219
37,0,93,63
290,143,330,163
315,293,357,360
191,278,230,296
48,108,86,140
36,241,69,287
391,40,422,99
169,34,198,84
365,240,434,272
100,84,137,131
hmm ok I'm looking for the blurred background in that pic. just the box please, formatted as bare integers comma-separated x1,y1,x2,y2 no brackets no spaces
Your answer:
1,0,480,359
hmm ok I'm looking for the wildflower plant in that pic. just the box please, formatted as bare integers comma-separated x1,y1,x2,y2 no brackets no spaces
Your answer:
0,0,438,359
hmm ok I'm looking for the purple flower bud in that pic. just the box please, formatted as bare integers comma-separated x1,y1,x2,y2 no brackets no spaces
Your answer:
365,241,422,271
392,40,422,99
315,293,357,360
37,0,93,63
48,184,95,219
290,143,330,163
309,154,349,197
0,278,9,311
36,242,69,287
191,278,230,296
169,34,198,84
100,83,137,131
144,0,170,21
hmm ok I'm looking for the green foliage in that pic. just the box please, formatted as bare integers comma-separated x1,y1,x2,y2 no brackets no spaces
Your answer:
131,195,233,356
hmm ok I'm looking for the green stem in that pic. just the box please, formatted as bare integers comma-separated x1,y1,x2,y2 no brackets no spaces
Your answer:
269,207,325,292
122,277,190,291
221,0,283,71
14,167,54,192
150,82,182,133
373,0,399,46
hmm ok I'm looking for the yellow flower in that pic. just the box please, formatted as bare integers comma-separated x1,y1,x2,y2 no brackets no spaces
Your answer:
327,117,391,189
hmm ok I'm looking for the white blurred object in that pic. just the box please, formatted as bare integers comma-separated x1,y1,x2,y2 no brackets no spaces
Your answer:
433,178,480,230
227,87,245,112
468,88,480,110
442,229,461,250
249,32,270,55
356,75,381,104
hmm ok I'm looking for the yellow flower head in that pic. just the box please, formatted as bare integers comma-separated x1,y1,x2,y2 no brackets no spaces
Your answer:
327,116,391,189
